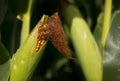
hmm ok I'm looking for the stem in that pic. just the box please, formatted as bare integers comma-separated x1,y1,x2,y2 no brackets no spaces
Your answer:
20,0,36,45
101,0,112,55
21,12,30,44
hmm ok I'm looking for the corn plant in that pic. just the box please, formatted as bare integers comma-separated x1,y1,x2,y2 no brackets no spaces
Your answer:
0,0,120,81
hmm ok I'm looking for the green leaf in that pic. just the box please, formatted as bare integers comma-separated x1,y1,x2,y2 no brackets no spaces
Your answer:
93,12,104,52
10,15,48,81
0,60,10,81
0,42,10,81
0,42,10,64
103,11,120,81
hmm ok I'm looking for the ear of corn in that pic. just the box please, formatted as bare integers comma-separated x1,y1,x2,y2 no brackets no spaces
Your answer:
10,15,48,81
62,3,102,81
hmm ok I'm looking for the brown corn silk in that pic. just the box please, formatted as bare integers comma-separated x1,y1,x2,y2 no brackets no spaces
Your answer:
35,13,73,59
48,13,73,59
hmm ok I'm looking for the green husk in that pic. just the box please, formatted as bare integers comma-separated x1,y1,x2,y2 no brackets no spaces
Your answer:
62,3,102,81
10,15,48,81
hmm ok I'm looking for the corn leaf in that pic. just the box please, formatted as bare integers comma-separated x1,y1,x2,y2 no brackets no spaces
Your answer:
103,11,120,81
0,41,10,81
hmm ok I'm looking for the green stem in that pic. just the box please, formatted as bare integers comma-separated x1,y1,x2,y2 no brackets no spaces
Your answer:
21,12,30,45
20,0,36,45
101,0,112,55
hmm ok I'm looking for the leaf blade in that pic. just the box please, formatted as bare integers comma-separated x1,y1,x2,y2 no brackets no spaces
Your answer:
103,11,120,81
0,42,10,81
